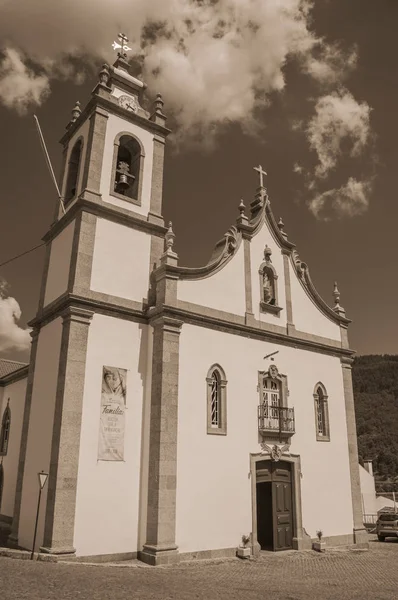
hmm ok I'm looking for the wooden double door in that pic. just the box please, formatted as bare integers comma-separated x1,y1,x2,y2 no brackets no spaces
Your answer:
256,460,293,551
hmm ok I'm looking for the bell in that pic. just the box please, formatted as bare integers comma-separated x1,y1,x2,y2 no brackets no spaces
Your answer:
116,173,129,193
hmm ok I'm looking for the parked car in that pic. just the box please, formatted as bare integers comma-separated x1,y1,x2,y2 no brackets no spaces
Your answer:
376,510,398,541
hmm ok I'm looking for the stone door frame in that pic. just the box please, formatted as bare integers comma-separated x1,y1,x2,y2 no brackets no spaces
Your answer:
250,452,310,553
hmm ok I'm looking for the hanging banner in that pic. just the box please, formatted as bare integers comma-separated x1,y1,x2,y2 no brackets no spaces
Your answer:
98,366,127,461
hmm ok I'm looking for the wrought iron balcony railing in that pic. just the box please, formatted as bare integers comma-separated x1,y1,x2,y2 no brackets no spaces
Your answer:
258,403,295,436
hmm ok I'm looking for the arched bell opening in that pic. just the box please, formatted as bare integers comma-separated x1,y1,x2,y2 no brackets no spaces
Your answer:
113,135,142,200
65,138,83,203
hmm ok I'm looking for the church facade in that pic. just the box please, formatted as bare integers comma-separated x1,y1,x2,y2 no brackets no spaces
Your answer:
0,55,367,564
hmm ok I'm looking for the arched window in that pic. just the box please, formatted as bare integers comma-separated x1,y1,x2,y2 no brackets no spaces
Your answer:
65,138,83,203
206,365,227,435
0,464,3,511
112,134,143,203
258,245,281,315
314,383,330,441
0,402,11,456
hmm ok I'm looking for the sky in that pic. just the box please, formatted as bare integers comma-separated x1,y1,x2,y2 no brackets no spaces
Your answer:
0,0,397,362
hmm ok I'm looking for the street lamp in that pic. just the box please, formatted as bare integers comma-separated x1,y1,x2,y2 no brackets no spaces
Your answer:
31,471,48,560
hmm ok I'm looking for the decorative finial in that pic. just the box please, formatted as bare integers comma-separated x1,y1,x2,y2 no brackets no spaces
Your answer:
154,93,164,113
333,281,340,306
99,63,110,86
165,221,175,252
253,164,267,189
112,33,132,59
161,221,178,266
333,281,346,316
239,199,246,217
70,101,81,124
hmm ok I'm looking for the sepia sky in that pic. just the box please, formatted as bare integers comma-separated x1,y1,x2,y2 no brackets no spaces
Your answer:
0,0,397,361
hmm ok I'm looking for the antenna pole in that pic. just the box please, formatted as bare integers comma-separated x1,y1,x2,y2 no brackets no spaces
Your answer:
33,115,66,215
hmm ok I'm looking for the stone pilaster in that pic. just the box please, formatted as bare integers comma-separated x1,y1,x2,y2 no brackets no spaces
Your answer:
37,242,53,313
8,328,40,547
80,106,108,198
140,315,183,566
40,306,93,556
243,237,253,319
282,251,294,328
68,211,97,295
341,356,368,546
148,135,166,226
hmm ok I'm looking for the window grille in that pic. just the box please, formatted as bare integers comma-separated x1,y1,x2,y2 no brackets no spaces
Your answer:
210,371,220,427
206,365,227,435
0,404,11,455
314,384,330,441
261,376,281,428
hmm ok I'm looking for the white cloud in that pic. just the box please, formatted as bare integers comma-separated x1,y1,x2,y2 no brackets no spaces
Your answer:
0,48,50,115
304,42,357,85
0,0,356,134
307,89,371,178
308,177,372,220
300,89,374,220
0,282,31,352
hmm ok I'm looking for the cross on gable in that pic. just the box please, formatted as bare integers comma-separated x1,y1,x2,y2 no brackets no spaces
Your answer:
253,164,267,188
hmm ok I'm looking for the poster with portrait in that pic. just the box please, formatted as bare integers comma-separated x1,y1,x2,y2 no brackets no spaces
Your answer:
98,366,127,461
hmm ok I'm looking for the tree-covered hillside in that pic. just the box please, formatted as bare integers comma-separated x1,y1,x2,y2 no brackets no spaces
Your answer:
353,355,398,491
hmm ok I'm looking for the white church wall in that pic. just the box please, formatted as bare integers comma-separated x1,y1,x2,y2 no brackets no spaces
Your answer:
73,314,150,557
99,113,154,216
359,465,377,515
250,226,287,327
288,262,341,341
176,323,353,553
90,217,151,303
0,377,27,518
18,318,62,551
177,244,246,317
43,220,75,307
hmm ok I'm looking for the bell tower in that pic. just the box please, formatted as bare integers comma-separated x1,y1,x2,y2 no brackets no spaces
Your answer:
58,53,168,225
10,48,171,558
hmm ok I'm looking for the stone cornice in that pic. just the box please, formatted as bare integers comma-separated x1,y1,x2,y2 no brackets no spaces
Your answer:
60,306,94,325
28,286,354,358
160,226,243,281
29,292,147,330
146,303,354,359
341,355,355,367
148,312,184,332
60,93,171,147
0,365,29,387
42,194,167,244
288,252,351,326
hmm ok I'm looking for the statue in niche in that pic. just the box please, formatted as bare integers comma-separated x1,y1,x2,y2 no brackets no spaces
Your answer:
262,269,275,305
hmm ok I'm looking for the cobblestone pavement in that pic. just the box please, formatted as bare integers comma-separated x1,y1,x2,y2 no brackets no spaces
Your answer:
1,538,397,600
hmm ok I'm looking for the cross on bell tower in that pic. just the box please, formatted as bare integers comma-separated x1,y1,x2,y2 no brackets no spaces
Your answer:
112,32,132,59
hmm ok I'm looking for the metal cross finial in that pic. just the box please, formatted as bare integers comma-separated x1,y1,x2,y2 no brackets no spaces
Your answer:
112,32,132,57
253,164,267,188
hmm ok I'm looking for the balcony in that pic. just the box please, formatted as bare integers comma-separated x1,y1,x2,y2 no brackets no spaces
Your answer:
258,403,295,438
